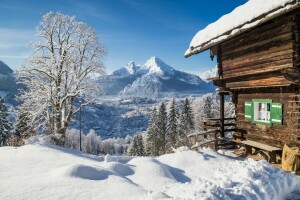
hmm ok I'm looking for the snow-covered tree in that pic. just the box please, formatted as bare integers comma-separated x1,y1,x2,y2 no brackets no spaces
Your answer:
177,98,194,147
157,102,167,155
146,107,159,156
203,96,213,119
128,134,145,156
166,98,178,153
6,107,34,147
136,134,145,156
15,109,32,136
84,129,100,155
18,12,106,138
0,97,11,146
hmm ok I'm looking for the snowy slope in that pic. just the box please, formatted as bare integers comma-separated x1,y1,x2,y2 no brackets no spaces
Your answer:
198,66,218,82
119,74,162,97
98,56,213,97
1,142,299,200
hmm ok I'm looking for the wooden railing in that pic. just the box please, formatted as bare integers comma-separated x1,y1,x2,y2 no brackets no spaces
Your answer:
188,117,236,150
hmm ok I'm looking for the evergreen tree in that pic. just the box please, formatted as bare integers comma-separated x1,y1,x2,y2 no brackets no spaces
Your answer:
177,98,194,147
6,108,33,147
166,98,178,153
146,107,159,156
157,102,167,155
0,97,11,146
203,96,213,118
136,134,145,156
15,108,33,138
177,111,188,147
128,135,139,156
129,134,145,156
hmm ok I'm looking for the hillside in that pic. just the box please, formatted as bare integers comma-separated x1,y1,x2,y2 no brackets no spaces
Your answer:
1,140,299,200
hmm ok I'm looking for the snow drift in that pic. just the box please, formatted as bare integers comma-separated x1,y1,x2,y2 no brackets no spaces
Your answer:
0,142,299,200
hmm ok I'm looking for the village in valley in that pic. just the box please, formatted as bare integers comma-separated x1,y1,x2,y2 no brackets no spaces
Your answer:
0,0,300,199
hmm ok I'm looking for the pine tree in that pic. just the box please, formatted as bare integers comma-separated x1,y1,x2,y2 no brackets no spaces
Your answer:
176,98,194,147
15,108,33,138
128,135,139,156
203,96,213,118
136,135,145,156
146,107,159,156
0,97,11,146
6,108,33,147
157,102,167,155
129,134,145,156
166,98,178,153
177,111,188,147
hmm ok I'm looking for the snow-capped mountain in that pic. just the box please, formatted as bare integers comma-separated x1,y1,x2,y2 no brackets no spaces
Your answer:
112,57,175,77
198,66,218,83
98,56,214,97
112,61,142,76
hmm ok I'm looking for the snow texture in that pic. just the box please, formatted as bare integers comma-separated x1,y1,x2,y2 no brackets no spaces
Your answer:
185,0,297,57
1,141,299,200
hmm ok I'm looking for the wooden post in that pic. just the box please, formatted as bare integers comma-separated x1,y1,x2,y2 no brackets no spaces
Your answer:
79,106,82,151
220,92,225,138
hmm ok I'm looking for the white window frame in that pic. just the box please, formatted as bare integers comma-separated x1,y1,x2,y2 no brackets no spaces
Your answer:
253,102,271,123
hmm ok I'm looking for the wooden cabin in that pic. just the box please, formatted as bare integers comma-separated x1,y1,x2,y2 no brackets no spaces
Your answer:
185,0,300,153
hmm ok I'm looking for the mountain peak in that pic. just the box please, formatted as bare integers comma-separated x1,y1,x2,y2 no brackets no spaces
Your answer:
143,56,174,77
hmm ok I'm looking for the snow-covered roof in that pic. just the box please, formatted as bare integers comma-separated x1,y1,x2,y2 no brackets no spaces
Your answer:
185,0,299,58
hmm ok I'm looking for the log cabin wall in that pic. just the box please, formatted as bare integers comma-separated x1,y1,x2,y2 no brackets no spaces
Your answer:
220,11,297,88
235,87,297,148
215,9,300,147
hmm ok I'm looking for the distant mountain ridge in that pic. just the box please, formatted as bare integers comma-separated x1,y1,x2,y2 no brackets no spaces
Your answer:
97,56,215,97
0,61,13,75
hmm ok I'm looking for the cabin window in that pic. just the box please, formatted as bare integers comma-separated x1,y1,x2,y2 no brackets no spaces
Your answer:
253,102,270,123
244,100,282,126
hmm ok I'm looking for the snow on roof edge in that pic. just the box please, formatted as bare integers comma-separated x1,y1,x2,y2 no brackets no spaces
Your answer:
185,0,299,58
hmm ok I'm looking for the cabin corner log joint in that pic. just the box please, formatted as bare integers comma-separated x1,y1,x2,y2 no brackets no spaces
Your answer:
185,0,300,159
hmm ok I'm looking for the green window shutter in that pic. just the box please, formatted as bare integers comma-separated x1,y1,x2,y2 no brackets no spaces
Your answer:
271,103,283,125
245,101,253,120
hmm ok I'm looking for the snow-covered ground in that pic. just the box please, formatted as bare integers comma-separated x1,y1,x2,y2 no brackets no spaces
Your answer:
1,139,299,200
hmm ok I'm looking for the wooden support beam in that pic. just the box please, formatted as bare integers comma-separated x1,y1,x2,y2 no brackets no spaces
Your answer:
220,92,225,138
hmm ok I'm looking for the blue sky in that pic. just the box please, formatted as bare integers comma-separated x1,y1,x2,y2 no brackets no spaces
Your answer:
0,0,247,74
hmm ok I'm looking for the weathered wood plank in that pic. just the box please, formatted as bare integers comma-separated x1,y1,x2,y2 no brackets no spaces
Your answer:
223,46,293,70
222,63,293,79
236,140,282,151
222,31,293,58
226,76,293,89
221,12,294,51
